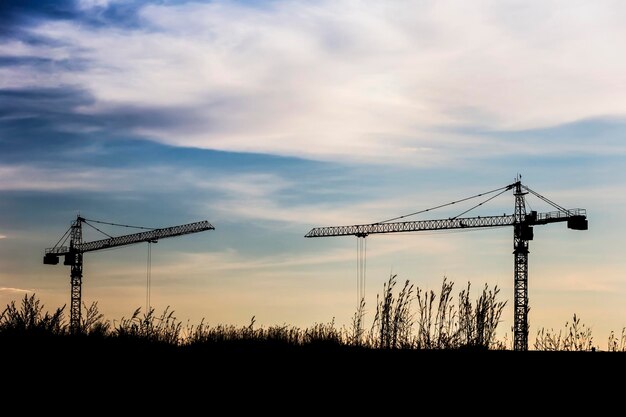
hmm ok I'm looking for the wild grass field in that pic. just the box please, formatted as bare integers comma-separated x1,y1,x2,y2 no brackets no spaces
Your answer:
3,276,626,401
2,274,624,354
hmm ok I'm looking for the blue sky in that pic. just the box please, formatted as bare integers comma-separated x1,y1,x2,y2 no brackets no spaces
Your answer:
1,0,625,344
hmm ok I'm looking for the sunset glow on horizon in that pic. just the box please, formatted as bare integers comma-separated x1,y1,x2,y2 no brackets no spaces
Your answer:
1,0,625,347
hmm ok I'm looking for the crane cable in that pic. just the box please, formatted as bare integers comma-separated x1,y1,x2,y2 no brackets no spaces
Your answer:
523,186,570,213
83,220,114,238
376,183,514,224
450,186,512,219
146,241,152,315
362,182,513,305
83,218,155,313
349,181,569,311
48,218,151,251
356,236,366,307
51,227,72,250
83,218,157,230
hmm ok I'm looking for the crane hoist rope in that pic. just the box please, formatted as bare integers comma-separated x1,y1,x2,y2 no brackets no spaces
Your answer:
147,241,152,315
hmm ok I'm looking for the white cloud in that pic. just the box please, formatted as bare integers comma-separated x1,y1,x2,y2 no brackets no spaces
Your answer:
0,164,137,192
0,163,216,194
192,172,293,198
77,0,118,9
0,287,32,294
4,0,624,165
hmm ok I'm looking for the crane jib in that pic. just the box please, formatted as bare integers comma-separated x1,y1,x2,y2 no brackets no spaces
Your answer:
304,209,586,238
78,220,214,253
44,220,214,256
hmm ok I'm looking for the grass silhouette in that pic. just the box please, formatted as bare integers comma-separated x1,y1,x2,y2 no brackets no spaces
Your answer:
0,275,622,353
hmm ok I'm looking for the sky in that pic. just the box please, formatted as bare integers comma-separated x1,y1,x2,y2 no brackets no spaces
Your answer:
1,0,625,347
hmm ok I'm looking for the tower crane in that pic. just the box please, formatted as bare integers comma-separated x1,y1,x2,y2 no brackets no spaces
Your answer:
305,178,587,351
43,215,214,333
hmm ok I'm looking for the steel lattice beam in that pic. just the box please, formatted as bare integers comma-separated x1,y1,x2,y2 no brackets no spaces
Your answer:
305,215,516,238
46,221,214,255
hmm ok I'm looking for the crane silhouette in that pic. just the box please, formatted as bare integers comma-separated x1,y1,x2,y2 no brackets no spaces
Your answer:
305,178,588,351
44,215,214,333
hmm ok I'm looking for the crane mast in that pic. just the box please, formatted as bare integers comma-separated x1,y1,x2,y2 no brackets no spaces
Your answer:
44,216,214,333
513,181,530,351
305,179,588,351
69,217,83,334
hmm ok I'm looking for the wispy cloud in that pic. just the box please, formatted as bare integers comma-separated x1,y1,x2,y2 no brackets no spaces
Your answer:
192,172,293,199
0,164,139,192
195,171,421,226
0,287,32,294
95,235,460,283
3,1,625,164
